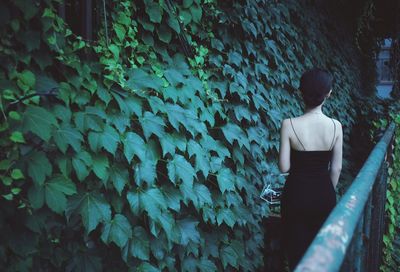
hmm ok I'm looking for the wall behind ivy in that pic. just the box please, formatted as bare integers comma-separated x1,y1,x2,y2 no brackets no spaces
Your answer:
0,0,376,271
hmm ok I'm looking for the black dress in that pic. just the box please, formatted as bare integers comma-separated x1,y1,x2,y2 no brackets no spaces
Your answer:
280,118,337,271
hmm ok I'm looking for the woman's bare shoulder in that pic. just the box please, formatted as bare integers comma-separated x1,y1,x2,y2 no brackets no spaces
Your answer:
329,117,342,127
328,118,343,136
280,118,290,127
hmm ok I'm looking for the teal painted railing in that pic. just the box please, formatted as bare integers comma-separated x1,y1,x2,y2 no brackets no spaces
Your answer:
294,122,396,272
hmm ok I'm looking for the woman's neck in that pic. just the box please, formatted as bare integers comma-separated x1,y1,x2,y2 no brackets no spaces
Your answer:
304,105,323,114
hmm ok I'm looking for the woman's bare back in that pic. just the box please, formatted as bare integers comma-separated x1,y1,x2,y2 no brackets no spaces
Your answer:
288,114,340,151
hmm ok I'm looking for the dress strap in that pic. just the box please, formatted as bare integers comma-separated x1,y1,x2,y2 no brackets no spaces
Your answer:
329,118,336,151
290,118,306,151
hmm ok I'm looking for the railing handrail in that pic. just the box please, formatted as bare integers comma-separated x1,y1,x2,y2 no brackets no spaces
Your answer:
294,122,396,272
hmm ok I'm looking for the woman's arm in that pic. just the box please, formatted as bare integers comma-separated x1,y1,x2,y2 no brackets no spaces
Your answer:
330,121,343,189
279,119,291,173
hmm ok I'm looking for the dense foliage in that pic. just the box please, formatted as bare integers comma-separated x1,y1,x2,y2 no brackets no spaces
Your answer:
0,0,379,270
374,110,400,272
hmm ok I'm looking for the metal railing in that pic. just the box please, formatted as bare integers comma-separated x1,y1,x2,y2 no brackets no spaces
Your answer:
294,122,396,272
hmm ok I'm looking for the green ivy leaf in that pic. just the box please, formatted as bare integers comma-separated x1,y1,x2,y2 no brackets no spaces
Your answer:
139,111,166,140
182,257,197,271
67,192,111,233
162,185,181,212
11,188,21,195
179,9,192,25
182,114,207,137
228,51,243,67
179,179,197,207
111,92,143,117
198,257,217,272
53,124,83,153
159,133,177,157
74,111,104,133
232,145,245,166
242,19,257,38
110,113,130,133
3,177,13,186
138,16,155,32
108,44,120,60
9,111,22,121
97,84,112,105
145,2,162,23
220,244,239,269
164,103,206,137
17,70,36,90
177,219,200,246
28,151,52,186
22,105,58,141
183,0,194,8
45,175,77,214
164,103,186,131
148,96,165,115
210,38,224,52
134,160,157,187
131,226,150,261
136,262,159,272
88,131,101,152
11,169,24,180
221,123,250,150
158,24,172,43
188,140,210,177
72,151,92,181
127,68,164,92
101,214,132,248
101,125,120,155
167,154,196,187
109,165,128,195
10,131,25,143
27,185,44,209
126,190,140,215
127,188,167,220
233,105,252,122
164,68,185,86
114,23,126,41
155,211,178,242
216,168,235,193
216,207,236,227
123,132,146,162
190,4,202,23
167,16,180,33
92,154,109,180
194,184,212,206
199,107,215,127
163,86,179,103
159,132,186,157
117,12,131,26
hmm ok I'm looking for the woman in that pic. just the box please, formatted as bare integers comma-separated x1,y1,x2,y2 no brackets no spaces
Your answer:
278,68,343,271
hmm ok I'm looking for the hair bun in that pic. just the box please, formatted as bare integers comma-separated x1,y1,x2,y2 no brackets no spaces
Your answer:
299,68,333,108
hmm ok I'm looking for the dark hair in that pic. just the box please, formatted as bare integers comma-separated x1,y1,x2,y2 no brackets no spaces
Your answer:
299,68,333,108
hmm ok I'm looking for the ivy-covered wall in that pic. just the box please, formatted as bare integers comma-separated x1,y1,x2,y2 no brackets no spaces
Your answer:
0,0,377,271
